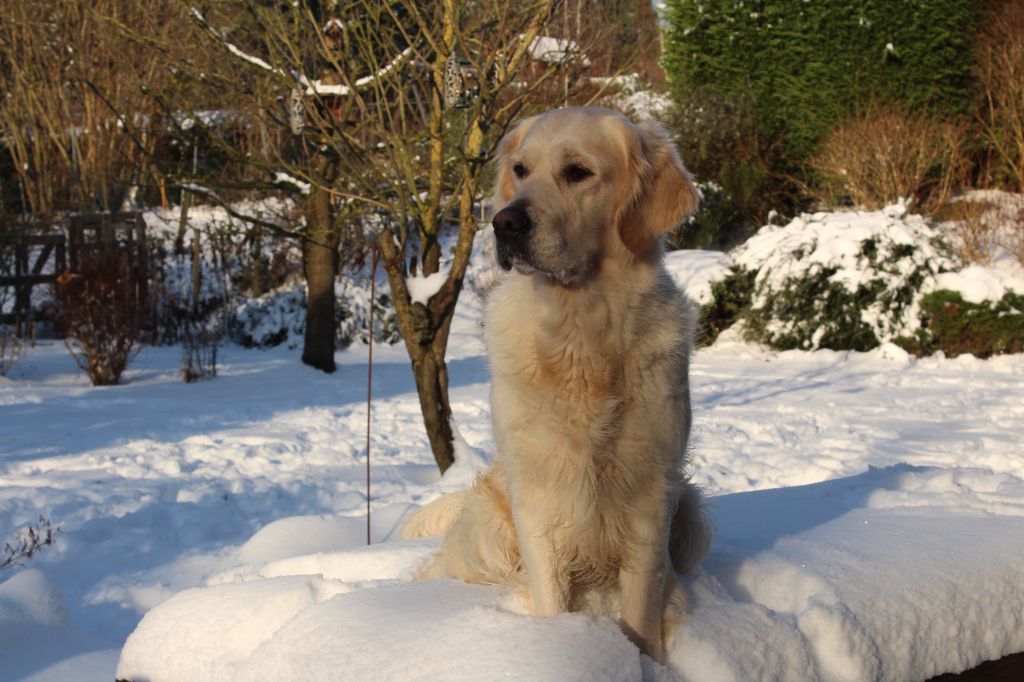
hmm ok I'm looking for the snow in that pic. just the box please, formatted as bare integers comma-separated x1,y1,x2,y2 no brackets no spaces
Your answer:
934,264,1024,304
2,237,1024,679
190,7,411,97
272,172,311,195
300,47,414,96
525,35,591,67
663,249,732,305
733,203,952,296
0,570,119,681
406,269,448,306
591,74,674,120
112,462,1024,681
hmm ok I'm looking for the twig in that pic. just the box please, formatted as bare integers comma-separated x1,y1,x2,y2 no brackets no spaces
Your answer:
366,244,378,545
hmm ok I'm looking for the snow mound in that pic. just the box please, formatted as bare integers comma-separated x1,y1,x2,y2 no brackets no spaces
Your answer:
0,569,68,629
1,570,119,681
233,503,417,566
663,249,732,305
116,465,1024,681
934,264,1024,304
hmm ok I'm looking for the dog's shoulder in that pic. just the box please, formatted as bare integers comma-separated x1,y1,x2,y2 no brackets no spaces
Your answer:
628,263,698,355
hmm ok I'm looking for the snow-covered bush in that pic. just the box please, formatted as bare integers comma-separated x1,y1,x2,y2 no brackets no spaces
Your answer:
704,203,1024,356
230,284,305,348
731,204,956,351
698,264,756,347
229,279,399,350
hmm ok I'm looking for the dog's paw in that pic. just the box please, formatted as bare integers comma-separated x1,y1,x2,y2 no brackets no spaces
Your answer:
496,584,534,615
661,580,687,651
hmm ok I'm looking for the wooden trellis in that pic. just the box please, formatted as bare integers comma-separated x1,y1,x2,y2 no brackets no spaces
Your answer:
0,227,66,328
0,212,148,329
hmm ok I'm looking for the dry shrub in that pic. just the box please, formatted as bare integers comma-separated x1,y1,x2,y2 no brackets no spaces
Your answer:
812,102,967,210
0,327,25,377
1005,204,1024,266
976,0,1024,192
935,194,1024,267
937,200,998,265
181,317,221,383
2,516,59,568
55,256,145,386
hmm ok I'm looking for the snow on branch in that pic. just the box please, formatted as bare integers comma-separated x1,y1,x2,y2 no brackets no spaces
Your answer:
189,8,283,77
523,34,591,67
189,7,412,97
299,47,414,96
273,172,312,195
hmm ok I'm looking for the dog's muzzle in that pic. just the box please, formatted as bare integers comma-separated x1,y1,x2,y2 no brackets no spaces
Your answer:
492,205,533,271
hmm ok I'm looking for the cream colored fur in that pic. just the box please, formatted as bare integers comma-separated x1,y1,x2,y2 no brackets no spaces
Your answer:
400,107,711,662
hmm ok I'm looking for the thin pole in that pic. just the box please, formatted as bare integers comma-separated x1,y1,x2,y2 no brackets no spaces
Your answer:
366,245,378,545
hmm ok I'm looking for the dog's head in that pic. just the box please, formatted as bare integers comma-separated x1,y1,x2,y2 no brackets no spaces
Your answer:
491,107,698,286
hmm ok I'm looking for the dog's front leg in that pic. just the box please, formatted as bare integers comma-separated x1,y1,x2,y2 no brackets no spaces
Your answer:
618,501,672,662
511,496,568,617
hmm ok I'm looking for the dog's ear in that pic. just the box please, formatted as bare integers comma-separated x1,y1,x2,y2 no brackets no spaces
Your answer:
492,116,537,205
618,120,699,254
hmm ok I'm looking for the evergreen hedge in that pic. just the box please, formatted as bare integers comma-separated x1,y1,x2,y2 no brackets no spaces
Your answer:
662,0,977,163
899,290,1024,358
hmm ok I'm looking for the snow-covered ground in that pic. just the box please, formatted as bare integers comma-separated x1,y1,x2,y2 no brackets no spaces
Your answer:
2,251,1023,681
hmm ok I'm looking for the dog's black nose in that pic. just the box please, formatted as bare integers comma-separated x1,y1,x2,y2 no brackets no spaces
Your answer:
492,206,532,241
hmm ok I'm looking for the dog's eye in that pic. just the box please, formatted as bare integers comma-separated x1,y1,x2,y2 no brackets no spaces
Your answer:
512,163,527,179
563,164,594,184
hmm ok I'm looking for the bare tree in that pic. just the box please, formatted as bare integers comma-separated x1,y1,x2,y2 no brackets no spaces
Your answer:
172,0,591,468
313,0,607,472
120,0,631,470
0,0,199,217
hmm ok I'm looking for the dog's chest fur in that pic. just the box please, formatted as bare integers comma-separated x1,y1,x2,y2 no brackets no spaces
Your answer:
487,275,633,446
485,270,689,574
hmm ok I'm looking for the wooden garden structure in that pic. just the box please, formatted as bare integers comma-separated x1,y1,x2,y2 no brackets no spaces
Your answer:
0,212,148,330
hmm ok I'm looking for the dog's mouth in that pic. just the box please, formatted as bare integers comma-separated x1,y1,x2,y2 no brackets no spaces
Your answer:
499,253,586,287
496,239,530,273
496,233,590,287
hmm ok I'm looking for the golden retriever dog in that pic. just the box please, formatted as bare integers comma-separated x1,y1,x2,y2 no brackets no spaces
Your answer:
401,107,711,662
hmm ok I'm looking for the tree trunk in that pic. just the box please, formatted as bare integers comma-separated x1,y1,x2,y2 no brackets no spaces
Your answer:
411,348,455,473
301,183,339,373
